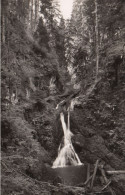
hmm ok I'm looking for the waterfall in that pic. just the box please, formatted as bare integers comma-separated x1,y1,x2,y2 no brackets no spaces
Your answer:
52,108,82,168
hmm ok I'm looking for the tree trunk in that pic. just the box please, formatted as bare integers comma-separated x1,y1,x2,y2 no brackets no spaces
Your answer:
1,13,6,43
95,0,99,79
35,0,39,22
29,77,36,92
31,0,33,30
34,0,39,30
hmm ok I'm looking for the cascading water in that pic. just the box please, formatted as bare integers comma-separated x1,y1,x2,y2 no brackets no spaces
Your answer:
52,106,82,168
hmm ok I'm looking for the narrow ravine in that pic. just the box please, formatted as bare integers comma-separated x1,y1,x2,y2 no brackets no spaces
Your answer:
1,0,125,195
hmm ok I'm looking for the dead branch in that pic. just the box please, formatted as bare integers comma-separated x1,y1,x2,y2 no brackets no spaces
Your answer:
86,163,90,187
101,180,111,191
90,159,100,190
106,170,125,175
84,175,93,186
100,166,116,195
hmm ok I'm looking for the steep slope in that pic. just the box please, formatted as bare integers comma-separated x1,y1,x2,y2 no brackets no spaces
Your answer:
1,2,71,194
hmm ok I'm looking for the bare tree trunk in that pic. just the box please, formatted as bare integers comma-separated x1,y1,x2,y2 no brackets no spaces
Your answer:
31,0,33,30
29,77,36,92
25,0,30,25
34,0,39,30
22,0,25,22
95,0,99,79
1,14,6,43
35,0,39,22
7,33,11,102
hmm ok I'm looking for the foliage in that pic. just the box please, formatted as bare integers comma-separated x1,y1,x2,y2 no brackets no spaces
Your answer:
1,0,69,106
1,0,69,177
66,0,125,89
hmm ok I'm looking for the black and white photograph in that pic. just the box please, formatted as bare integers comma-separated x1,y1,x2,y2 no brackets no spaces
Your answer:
1,0,125,194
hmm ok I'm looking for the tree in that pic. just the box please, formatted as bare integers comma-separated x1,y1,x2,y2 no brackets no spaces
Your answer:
66,0,125,88
94,0,99,79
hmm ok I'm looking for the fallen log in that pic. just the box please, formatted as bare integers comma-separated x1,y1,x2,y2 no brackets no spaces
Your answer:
77,77,101,103
106,170,125,175
100,166,116,195
56,78,101,111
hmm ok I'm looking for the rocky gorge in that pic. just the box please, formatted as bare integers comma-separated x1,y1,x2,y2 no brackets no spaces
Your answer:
1,0,125,194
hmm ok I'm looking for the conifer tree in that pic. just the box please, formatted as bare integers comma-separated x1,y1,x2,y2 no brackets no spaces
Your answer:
67,0,125,87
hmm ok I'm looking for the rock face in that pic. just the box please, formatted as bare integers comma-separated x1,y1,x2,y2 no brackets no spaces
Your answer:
72,134,85,153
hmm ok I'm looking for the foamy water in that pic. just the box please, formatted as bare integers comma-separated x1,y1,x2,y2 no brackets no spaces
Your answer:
52,109,82,168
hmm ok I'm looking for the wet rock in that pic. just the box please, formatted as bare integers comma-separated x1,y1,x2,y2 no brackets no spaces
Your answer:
72,134,85,152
